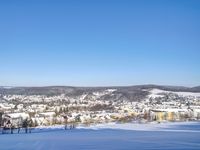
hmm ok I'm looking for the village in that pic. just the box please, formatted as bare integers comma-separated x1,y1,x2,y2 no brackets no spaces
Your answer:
0,88,200,134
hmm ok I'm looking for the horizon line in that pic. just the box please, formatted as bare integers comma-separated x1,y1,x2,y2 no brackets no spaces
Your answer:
0,84,199,88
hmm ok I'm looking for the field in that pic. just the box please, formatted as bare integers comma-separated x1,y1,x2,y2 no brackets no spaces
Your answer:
0,122,200,150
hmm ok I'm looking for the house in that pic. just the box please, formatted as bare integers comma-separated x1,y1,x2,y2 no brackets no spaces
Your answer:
150,109,189,121
2,113,29,127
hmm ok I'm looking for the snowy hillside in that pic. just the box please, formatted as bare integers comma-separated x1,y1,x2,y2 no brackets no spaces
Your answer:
149,89,200,98
0,122,200,150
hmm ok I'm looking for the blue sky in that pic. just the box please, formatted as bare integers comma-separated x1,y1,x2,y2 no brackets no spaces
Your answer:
0,0,200,87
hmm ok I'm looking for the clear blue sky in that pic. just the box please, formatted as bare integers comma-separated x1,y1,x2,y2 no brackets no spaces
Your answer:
0,0,200,87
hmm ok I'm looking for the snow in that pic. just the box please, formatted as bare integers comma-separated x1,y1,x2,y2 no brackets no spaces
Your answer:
0,122,200,150
77,121,200,133
38,112,56,117
151,108,188,112
17,121,200,133
80,94,87,100
5,112,29,119
106,89,117,92
149,88,200,97
174,91,200,97
148,89,166,98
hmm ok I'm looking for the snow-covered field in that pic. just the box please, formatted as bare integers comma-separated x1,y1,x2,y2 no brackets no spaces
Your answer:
149,88,200,98
0,122,200,150
78,121,200,133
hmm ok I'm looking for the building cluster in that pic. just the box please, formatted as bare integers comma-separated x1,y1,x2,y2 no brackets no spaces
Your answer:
0,89,200,128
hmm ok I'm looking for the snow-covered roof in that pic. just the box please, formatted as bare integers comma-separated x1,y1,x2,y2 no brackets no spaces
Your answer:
6,112,29,119
39,112,56,117
151,109,188,112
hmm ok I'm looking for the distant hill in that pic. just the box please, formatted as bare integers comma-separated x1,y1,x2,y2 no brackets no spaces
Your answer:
0,85,199,102
190,86,200,92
